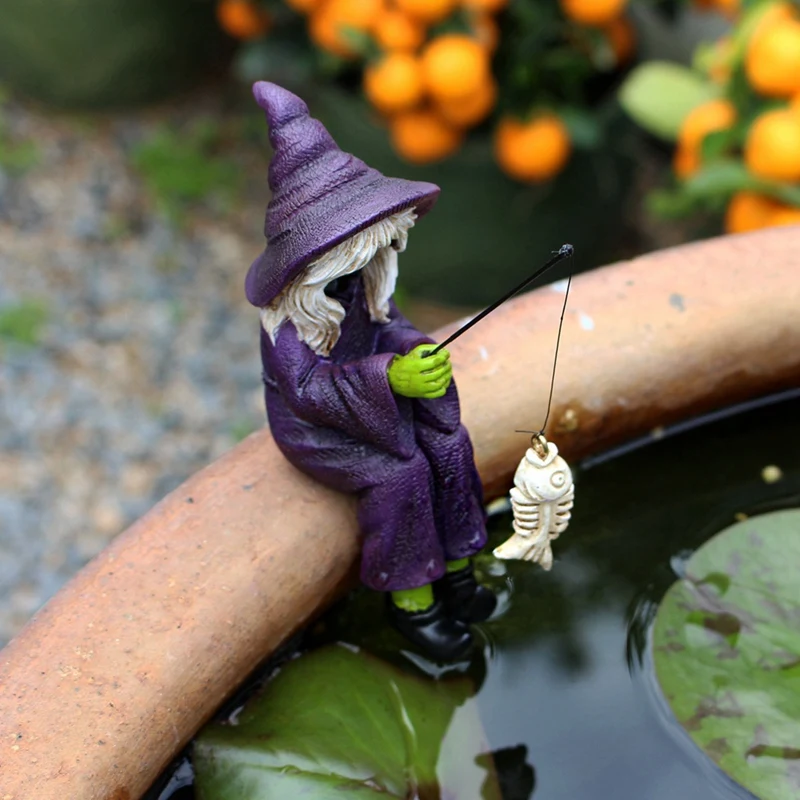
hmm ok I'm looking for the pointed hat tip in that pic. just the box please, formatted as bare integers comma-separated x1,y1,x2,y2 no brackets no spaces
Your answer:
252,81,309,129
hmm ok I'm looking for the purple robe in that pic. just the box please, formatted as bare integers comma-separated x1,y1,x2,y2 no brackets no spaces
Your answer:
260,275,487,591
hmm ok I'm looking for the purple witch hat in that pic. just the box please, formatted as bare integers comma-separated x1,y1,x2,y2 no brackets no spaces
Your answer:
245,81,441,307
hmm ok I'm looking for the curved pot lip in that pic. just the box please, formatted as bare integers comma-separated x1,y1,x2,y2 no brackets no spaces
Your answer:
1,228,799,800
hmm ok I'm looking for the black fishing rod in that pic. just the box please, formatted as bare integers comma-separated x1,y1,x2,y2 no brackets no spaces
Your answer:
429,243,573,355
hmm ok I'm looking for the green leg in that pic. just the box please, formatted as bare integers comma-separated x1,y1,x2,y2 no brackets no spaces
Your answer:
446,557,470,573
391,584,434,612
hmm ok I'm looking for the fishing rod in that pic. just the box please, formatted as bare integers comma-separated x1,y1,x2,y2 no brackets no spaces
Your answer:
429,243,574,355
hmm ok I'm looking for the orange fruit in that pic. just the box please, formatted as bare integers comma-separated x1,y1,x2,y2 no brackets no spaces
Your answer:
602,16,635,64
373,9,425,51
469,12,500,53
673,99,735,180
309,0,382,57
494,114,572,182
421,34,491,101
560,0,628,26
216,0,270,39
749,1,797,44
284,0,322,12
673,145,700,179
745,19,800,98
390,110,463,163
677,99,737,151
436,78,497,127
395,0,458,24
744,108,800,181
768,206,800,227
791,93,800,114
724,192,783,233
364,53,424,114
461,0,509,10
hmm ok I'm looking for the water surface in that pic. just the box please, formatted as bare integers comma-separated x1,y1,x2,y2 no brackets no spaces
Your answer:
152,392,800,800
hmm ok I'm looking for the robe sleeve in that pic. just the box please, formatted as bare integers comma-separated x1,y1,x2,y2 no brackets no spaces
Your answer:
377,301,462,434
263,323,413,455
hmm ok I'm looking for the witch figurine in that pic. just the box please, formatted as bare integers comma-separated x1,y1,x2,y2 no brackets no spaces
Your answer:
246,81,497,661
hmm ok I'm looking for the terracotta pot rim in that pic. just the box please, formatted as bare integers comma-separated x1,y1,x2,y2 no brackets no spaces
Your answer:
1,228,799,800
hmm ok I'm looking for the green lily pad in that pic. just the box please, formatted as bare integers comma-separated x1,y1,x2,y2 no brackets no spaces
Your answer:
194,645,500,799
653,508,800,799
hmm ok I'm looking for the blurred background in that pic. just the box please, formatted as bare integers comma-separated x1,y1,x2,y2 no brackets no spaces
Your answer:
1,0,799,646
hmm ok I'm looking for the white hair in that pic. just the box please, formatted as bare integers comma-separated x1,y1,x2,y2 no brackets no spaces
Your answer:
260,207,417,356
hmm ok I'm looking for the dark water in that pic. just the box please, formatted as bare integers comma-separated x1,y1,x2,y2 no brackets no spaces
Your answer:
149,390,800,800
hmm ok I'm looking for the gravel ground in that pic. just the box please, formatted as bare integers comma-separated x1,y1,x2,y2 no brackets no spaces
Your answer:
0,88,473,647
0,90,284,646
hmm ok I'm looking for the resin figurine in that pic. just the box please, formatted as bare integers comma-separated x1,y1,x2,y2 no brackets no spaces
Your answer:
246,81,496,661
494,434,574,569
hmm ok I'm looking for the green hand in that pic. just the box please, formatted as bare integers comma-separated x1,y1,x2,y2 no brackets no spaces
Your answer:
387,344,452,399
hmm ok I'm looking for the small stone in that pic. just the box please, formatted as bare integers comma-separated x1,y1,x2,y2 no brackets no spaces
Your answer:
120,463,155,497
761,465,783,484
91,500,125,536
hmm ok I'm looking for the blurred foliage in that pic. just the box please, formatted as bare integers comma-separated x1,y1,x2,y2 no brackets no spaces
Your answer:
0,0,224,109
0,300,48,347
209,0,800,236
131,120,244,225
217,0,641,181
619,0,800,232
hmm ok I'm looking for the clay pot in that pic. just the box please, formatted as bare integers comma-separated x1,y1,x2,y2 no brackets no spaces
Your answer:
0,228,798,799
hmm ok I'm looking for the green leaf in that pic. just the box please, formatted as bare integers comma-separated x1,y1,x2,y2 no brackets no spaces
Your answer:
682,159,754,195
194,645,501,799
679,160,800,206
646,187,703,219
653,509,800,800
698,122,746,163
618,62,722,141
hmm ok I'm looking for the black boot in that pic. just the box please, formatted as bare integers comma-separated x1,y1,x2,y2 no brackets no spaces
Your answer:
436,565,498,624
386,598,474,661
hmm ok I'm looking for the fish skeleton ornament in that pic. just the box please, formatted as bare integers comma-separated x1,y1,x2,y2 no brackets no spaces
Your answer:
494,434,574,569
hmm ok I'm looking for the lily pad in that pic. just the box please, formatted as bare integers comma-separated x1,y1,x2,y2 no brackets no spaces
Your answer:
653,509,800,799
194,644,500,799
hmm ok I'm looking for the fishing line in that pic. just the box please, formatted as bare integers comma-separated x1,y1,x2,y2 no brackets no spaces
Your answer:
516,247,574,441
